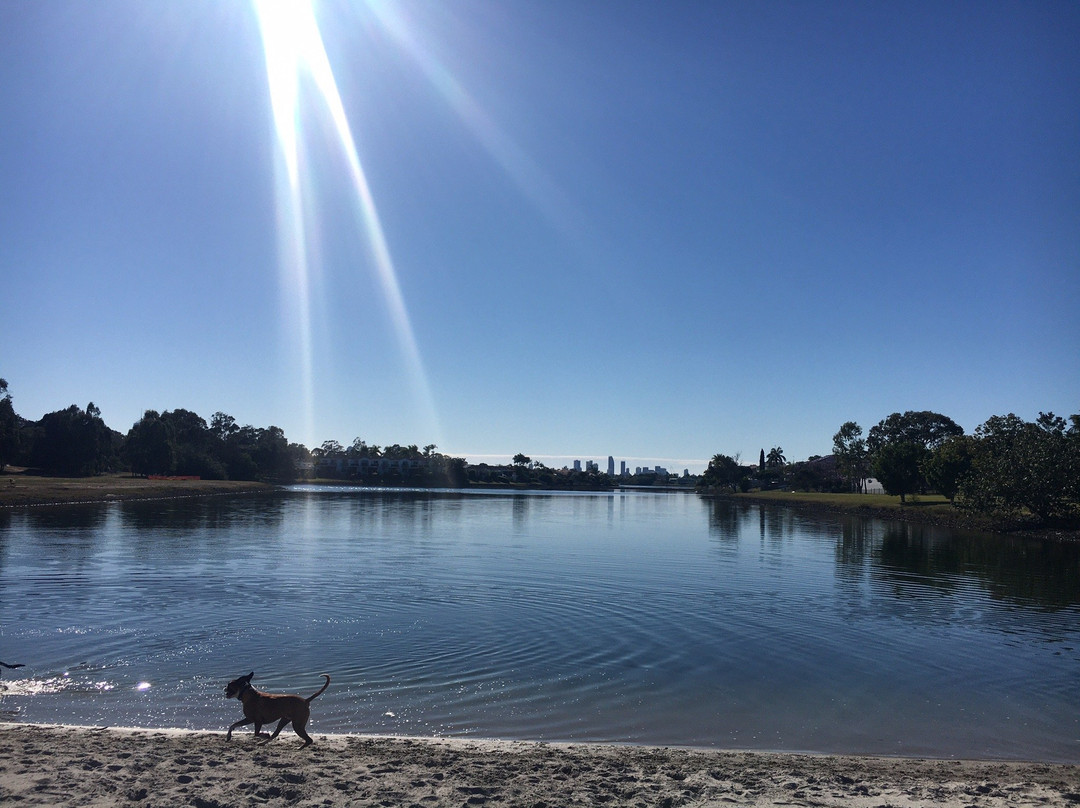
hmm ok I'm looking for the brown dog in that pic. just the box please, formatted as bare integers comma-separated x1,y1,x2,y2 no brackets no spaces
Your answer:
224,672,330,746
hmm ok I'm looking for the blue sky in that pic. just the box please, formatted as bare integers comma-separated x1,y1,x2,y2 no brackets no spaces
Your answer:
1,0,1077,473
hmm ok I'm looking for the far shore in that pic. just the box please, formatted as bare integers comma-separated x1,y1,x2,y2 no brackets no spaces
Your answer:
707,490,1080,542
0,470,271,508
1,724,1078,808
3,470,1077,541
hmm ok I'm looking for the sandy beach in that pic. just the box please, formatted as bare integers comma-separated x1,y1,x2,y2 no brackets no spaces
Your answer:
1,724,1077,807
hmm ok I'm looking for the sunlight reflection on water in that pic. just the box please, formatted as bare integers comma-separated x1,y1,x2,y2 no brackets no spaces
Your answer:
1,490,1078,761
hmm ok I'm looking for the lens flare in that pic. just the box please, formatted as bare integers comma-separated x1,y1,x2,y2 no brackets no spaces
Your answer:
254,0,440,446
364,1,578,239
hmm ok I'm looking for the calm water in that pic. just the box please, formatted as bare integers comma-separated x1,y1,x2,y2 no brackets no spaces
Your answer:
1,488,1077,761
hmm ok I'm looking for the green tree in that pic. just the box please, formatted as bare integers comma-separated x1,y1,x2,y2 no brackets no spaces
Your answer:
160,409,221,478
318,440,345,458
445,457,468,487
871,441,923,503
0,378,21,471
222,424,260,480
698,453,744,491
766,447,786,468
252,425,293,481
124,410,175,476
867,411,963,455
33,404,116,476
209,411,239,442
867,411,963,495
921,435,975,503
512,453,531,466
959,412,1077,522
832,421,868,493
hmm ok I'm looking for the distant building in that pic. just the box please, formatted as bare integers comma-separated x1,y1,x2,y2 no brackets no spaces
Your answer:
620,461,627,476
573,460,582,472
608,456,615,476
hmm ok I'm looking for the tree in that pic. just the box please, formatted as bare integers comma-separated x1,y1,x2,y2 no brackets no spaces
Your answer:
759,448,765,471
0,378,21,471
210,412,238,442
319,440,344,457
921,435,974,503
867,411,963,455
512,453,531,466
832,421,868,493
252,425,292,481
698,453,744,491
349,438,381,458
766,447,786,468
959,412,1078,522
871,441,923,503
124,410,175,476
867,411,964,495
160,409,220,477
446,457,468,488
33,404,116,476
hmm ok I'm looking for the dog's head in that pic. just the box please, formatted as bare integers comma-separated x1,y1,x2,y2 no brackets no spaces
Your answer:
224,672,255,699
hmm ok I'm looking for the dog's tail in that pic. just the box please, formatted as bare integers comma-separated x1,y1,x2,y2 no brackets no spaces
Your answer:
0,662,25,670
307,674,330,703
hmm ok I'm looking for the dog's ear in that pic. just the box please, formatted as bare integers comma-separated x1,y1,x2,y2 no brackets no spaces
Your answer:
245,672,254,682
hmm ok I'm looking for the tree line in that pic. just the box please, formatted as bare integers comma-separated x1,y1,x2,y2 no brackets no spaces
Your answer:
700,408,1080,524
0,379,309,482
0,376,465,486
5,376,1076,517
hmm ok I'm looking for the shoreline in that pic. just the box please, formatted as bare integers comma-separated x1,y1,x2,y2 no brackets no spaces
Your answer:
3,473,1077,542
0,472,272,509
2,724,1078,807
713,491,1080,542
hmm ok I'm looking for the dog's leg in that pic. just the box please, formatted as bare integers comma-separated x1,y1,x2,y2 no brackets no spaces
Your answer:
292,716,314,747
260,717,291,744
227,718,254,740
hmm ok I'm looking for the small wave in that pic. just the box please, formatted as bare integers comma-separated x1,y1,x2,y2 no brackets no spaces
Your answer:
1,674,117,697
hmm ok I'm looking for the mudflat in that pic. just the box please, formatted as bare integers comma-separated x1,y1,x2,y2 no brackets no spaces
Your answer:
1,724,1078,807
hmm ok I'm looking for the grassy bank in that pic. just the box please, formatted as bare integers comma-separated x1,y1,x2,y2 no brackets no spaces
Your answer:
717,490,1080,540
0,470,270,508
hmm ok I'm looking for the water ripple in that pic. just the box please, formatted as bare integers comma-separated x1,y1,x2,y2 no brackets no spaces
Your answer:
1,491,1078,761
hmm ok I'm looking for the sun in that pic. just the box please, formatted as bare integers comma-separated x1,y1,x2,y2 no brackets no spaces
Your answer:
252,0,441,447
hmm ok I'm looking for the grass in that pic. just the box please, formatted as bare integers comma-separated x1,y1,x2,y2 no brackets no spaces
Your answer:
736,489,954,512
0,471,269,507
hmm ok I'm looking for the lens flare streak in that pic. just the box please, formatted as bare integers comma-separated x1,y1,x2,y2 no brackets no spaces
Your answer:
254,0,440,444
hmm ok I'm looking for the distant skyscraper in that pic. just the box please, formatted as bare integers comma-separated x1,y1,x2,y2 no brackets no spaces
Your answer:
573,459,581,472
621,460,627,476
607,456,615,475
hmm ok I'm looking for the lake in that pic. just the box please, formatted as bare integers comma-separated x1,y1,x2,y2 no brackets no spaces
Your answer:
1,488,1077,761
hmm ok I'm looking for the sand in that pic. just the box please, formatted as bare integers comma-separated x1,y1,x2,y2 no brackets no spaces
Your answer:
1,724,1077,807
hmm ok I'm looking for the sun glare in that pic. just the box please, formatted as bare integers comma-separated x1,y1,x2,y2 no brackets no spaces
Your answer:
364,2,577,239
253,0,441,446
